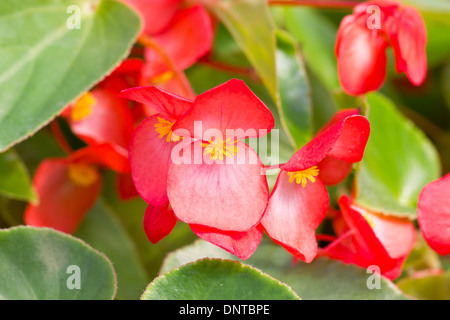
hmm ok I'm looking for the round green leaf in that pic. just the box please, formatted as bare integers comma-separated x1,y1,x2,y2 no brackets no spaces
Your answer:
142,258,300,300
0,226,117,299
0,0,141,151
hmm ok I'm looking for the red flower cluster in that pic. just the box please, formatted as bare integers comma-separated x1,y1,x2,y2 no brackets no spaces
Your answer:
25,0,214,234
336,0,427,95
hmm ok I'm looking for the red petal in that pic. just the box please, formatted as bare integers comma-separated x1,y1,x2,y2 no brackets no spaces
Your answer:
129,115,180,205
116,173,139,200
417,174,450,255
167,141,269,232
391,6,427,86
260,170,329,263
98,58,144,93
118,0,182,35
119,85,192,121
332,196,415,279
317,155,353,186
336,14,388,95
142,5,213,78
190,224,263,260
173,79,274,139
66,88,135,150
282,115,370,172
24,159,101,234
70,144,130,174
143,202,177,244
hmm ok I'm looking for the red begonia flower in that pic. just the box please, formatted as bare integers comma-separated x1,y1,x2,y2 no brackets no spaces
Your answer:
63,88,135,151
417,173,450,255
143,202,178,244
261,112,370,262
336,0,427,95
142,5,213,80
118,0,182,35
323,196,416,279
24,143,128,234
166,79,274,232
190,224,264,260
119,86,192,206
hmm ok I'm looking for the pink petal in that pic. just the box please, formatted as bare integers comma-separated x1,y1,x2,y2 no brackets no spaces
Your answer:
128,115,181,205
261,170,329,263
143,202,178,244
173,79,274,139
167,141,269,232
190,224,263,260
417,174,450,255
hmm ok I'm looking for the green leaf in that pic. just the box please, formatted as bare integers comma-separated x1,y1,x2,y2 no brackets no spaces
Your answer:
0,149,36,202
275,30,313,148
202,0,277,101
159,239,410,300
354,93,441,218
142,258,300,300
276,258,410,300
0,0,141,151
397,271,450,300
75,198,149,300
283,7,340,91
0,226,116,299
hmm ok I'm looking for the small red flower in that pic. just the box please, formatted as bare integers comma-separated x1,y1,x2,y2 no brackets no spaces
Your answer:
417,173,450,255
323,195,416,280
336,0,427,95
120,0,213,81
120,79,274,258
261,110,370,262
24,144,130,234
166,79,274,232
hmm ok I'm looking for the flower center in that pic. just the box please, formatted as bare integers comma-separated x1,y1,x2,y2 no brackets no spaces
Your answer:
154,117,181,142
201,138,239,161
71,92,96,121
287,166,320,187
68,163,100,187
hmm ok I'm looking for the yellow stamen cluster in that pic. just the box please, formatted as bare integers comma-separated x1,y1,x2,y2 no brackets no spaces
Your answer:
154,117,181,142
68,163,100,187
71,92,96,121
287,166,320,187
201,138,239,161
